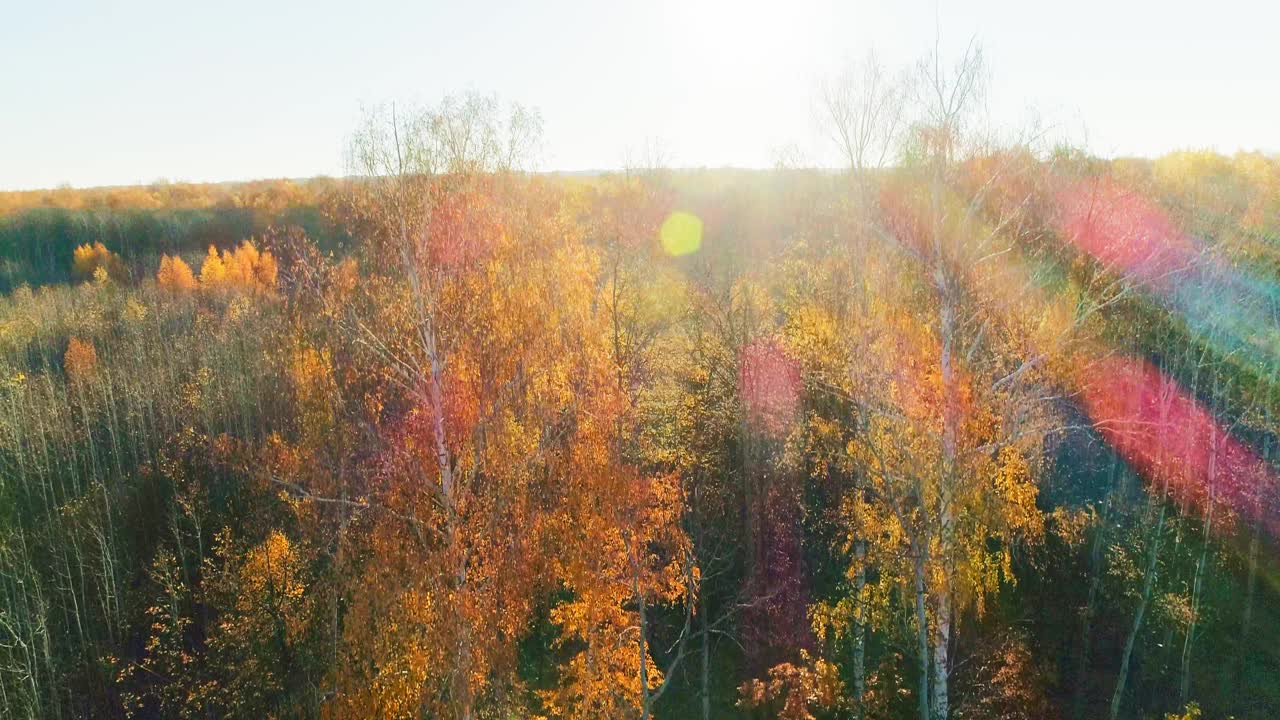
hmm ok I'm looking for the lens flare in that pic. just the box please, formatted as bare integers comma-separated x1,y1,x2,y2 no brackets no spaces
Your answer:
1056,177,1280,375
1056,179,1198,287
1079,355,1279,535
660,211,703,256
739,337,801,439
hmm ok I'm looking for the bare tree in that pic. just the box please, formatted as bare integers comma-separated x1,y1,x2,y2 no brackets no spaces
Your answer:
909,37,988,169
348,91,541,181
819,50,906,190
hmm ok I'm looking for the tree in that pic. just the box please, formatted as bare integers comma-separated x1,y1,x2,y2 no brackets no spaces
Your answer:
820,50,906,187
199,245,227,286
319,95,694,720
805,38,1105,720
196,241,277,293
64,337,98,383
157,255,197,291
71,242,127,284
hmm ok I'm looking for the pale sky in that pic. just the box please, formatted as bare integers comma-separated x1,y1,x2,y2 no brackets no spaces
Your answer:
1,0,1276,190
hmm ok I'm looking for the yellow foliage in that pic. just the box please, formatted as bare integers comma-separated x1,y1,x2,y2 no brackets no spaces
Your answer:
124,298,148,323
1153,150,1233,202
993,446,1043,541
199,245,226,286
255,248,279,288
198,240,277,292
235,531,308,607
288,345,337,444
1048,506,1091,549
1164,702,1202,720
72,241,127,283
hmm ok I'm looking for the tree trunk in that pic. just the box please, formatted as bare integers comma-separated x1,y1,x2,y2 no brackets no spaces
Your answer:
1240,518,1259,653
1075,458,1120,720
913,538,931,720
1110,501,1165,720
852,540,868,717
931,590,951,720
1180,448,1216,704
1074,522,1105,720
932,248,957,720
1238,424,1267,681
701,593,711,720
639,591,652,720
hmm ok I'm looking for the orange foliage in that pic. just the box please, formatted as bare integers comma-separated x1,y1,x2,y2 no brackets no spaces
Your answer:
320,175,695,720
952,631,1055,720
64,337,98,382
0,177,332,217
156,254,197,291
738,651,845,720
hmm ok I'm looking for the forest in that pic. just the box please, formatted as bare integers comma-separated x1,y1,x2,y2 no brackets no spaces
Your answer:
2,52,1280,720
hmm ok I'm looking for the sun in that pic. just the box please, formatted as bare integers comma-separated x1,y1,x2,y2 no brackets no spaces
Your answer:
669,0,802,75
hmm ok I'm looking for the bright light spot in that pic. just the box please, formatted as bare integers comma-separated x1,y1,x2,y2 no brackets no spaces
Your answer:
660,211,703,256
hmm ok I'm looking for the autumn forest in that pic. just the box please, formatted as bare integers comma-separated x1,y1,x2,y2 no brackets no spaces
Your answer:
3,49,1280,720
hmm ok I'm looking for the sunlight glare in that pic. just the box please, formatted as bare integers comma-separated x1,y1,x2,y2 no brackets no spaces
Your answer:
660,211,703,256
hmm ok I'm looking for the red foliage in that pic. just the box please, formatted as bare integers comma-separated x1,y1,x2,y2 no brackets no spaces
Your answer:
424,181,504,269
739,337,802,439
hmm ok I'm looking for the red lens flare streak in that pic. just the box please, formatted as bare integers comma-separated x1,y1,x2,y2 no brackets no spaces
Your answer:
1080,355,1277,535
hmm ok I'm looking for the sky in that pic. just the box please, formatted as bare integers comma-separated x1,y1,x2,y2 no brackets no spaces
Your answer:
1,0,1276,190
